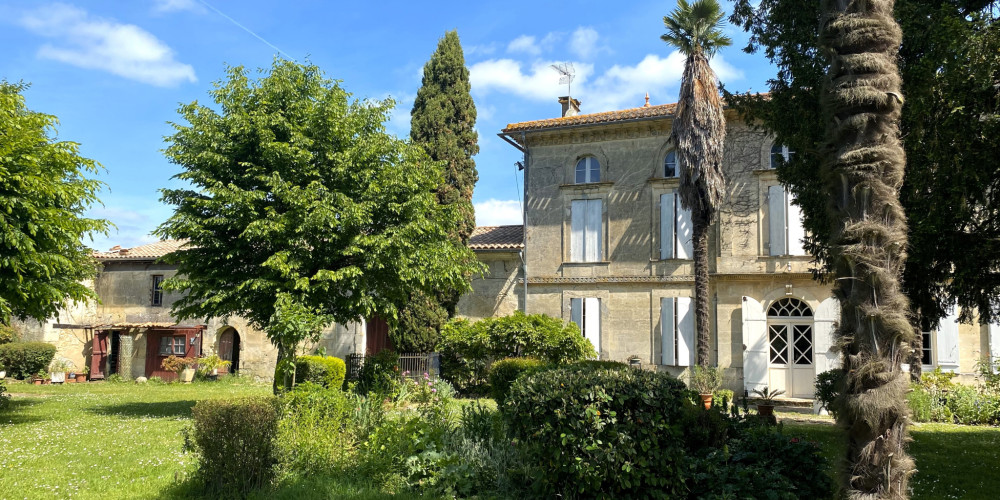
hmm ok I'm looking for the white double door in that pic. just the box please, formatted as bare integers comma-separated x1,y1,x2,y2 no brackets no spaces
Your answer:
767,320,815,398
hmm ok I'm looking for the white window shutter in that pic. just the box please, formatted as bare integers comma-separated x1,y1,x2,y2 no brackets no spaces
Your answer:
742,296,768,393
676,201,693,260
661,298,676,365
660,193,675,260
937,305,961,372
813,297,841,375
586,199,602,262
584,297,601,354
768,185,787,256
989,320,1000,363
570,200,585,262
786,190,806,256
570,297,583,331
676,297,694,367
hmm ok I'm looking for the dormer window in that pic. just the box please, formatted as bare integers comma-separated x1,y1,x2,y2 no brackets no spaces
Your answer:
575,156,601,184
664,150,679,178
770,144,795,169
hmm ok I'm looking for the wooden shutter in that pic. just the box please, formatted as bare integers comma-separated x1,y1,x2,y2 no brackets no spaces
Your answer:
570,297,583,331
786,190,806,256
584,297,601,354
586,199,602,262
742,296,768,392
768,185,786,256
937,305,961,372
661,298,675,365
676,297,694,367
677,201,693,259
660,193,675,260
571,200,585,262
813,297,841,374
990,320,1000,363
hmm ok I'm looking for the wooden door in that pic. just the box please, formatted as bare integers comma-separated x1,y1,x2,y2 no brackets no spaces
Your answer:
218,329,239,374
90,331,109,380
366,316,393,354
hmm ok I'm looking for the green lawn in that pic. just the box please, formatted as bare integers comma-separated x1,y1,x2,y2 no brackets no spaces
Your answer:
3,383,998,499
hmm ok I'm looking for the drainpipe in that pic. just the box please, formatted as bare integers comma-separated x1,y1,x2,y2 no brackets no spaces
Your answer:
521,131,529,314
713,292,719,367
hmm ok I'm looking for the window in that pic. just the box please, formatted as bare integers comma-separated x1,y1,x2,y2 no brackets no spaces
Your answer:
570,297,601,353
659,192,693,259
570,199,602,262
767,185,806,256
575,156,600,183
664,150,679,178
921,330,933,366
770,144,795,169
152,275,164,307
661,297,694,366
159,336,186,356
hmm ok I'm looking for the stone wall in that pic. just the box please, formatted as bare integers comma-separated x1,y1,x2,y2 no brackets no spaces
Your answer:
456,251,522,320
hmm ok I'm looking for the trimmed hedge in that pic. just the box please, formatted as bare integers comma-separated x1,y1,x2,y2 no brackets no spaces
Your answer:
0,342,57,379
294,355,347,389
504,366,691,498
189,395,281,495
487,358,550,405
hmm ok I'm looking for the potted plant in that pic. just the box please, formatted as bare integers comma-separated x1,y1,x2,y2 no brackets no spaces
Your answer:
690,366,724,410
197,354,231,380
76,365,89,383
49,360,70,384
32,370,45,385
751,386,786,417
161,355,198,383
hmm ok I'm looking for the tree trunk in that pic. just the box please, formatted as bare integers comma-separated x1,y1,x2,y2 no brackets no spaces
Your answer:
693,209,712,367
821,1,915,497
909,315,923,382
272,341,290,395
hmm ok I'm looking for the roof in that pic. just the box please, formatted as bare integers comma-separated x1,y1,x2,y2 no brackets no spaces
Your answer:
502,102,678,134
92,240,188,261
94,226,524,261
468,225,524,251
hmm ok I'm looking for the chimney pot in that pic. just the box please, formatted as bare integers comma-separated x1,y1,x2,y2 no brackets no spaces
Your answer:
558,96,581,117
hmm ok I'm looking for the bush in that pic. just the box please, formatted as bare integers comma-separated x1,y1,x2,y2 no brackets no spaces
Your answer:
0,323,19,345
293,355,346,389
355,350,399,396
947,384,1000,425
565,359,629,371
487,358,550,406
690,365,724,394
188,395,281,496
815,368,844,416
0,380,8,411
504,366,691,498
0,342,56,379
438,312,596,393
277,383,354,474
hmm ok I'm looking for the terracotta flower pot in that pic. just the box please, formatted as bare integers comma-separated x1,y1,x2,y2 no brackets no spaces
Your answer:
33,378,42,385
76,374,88,383
757,404,775,417
699,393,714,410
66,375,76,384
42,378,51,385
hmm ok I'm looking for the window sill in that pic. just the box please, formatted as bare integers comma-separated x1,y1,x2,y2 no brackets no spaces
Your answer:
562,260,611,267
753,168,778,175
647,177,681,187
559,181,614,191
650,258,693,263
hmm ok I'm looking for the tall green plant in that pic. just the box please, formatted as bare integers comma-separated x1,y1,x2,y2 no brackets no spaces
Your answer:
397,31,481,353
661,0,732,367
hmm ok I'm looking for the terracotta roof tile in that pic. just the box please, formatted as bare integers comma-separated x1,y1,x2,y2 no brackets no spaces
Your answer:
469,225,524,251
502,102,678,134
93,240,188,260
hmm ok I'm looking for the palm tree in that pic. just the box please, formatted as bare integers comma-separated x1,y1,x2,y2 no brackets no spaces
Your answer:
661,0,731,367
820,1,915,497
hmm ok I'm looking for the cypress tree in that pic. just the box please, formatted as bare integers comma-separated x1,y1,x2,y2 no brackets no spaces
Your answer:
394,30,479,352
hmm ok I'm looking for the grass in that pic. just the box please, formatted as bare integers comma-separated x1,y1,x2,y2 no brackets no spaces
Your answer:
780,413,1000,500
3,383,999,499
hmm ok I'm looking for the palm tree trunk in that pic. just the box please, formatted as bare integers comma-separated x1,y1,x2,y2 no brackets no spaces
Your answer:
693,208,712,367
821,1,915,497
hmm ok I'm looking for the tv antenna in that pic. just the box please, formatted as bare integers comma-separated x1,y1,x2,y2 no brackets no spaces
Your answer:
550,62,575,96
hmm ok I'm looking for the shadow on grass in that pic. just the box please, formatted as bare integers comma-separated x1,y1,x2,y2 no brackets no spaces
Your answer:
89,400,198,419
0,398,46,425
155,472,432,500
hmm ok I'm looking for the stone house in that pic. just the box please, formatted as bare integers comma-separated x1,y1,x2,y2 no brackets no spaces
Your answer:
16,228,521,381
495,96,1000,397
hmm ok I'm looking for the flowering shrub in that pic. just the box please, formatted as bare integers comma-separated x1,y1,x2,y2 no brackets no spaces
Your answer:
160,355,197,373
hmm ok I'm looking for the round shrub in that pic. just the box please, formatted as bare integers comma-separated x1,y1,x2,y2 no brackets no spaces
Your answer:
487,358,550,405
0,342,56,379
188,395,281,496
294,355,347,389
503,366,692,498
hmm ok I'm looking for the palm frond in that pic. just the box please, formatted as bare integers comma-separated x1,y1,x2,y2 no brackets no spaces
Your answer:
661,0,732,57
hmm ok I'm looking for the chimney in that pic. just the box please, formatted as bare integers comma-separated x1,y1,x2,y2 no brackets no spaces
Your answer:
559,96,581,117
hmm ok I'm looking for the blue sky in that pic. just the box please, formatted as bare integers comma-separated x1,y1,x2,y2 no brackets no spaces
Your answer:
0,0,775,251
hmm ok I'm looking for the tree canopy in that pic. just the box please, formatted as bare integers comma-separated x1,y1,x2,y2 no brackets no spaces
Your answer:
0,81,109,325
728,1,1000,328
397,30,480,352
155,60,482,379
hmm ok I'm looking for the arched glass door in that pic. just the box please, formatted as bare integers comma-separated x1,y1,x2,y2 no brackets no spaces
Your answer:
767,298,815,398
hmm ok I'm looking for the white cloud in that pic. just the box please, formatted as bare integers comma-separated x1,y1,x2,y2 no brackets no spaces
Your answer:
465,42,499,57
507,35,540,56
569,27,601,59
474,199,523,226
469,59,595,101
19,3,196,87
153,0,205,13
